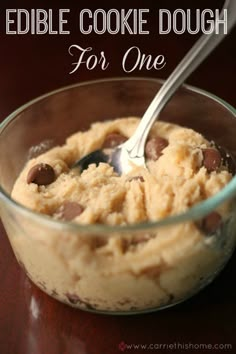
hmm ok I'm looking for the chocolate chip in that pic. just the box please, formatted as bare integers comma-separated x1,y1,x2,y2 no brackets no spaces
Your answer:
28,139,55,159
102,133,127,148
128,176,144,182
54,201,84,221
145,137,168,161
202,148,221,172
27,163,55,185
201,212,222,234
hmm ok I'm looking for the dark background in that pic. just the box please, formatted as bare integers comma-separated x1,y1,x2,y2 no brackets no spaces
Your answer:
0,1,235,353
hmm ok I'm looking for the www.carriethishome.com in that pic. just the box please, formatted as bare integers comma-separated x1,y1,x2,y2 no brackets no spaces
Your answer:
118,341,233,351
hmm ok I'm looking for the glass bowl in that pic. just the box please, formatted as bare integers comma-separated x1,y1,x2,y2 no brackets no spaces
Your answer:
0,78,236,315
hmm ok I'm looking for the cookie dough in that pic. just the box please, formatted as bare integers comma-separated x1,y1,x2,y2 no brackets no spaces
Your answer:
12,118,232,224
10,118,234,312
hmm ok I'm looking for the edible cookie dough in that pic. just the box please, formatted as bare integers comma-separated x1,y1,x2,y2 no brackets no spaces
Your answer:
10,118,234,312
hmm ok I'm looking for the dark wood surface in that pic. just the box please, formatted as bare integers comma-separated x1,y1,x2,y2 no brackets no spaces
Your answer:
0,1,235,353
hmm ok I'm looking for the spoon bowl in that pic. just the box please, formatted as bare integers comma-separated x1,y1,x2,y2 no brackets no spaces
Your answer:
73,145,146,174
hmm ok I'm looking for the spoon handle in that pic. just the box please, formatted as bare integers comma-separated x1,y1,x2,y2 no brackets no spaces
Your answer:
126,0,236,158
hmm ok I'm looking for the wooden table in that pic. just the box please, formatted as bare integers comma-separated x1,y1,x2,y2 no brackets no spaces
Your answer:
0,1,235,353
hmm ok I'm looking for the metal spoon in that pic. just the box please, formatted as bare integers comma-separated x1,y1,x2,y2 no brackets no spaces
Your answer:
74,0,236,175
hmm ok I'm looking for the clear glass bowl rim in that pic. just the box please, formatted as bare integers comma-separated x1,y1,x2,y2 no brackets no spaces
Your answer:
0,77,236,234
